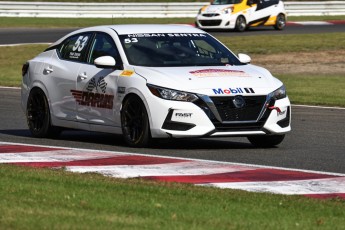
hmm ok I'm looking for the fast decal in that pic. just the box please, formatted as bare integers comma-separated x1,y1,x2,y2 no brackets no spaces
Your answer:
190,69,250,77
120,70,134,77
175,113,192,118
212,88,255,95
71,76,113,109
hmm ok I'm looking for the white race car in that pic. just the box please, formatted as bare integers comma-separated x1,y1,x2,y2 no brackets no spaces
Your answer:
21,24,291,147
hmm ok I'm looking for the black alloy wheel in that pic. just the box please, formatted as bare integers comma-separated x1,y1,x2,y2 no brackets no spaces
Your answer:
26,88,60,138
121,95,151,147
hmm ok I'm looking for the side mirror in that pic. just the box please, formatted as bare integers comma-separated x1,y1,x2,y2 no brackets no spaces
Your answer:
238,53,251,64
94,56,116,68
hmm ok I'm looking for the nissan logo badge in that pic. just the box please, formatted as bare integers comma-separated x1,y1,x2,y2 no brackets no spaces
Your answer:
233,95,246,108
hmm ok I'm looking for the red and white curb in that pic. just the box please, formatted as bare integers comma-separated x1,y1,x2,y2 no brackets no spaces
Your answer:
287,20,345,26
1,142,345,200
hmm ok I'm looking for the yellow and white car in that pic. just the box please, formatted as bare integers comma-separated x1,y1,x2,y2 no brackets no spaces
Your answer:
196,0,287,32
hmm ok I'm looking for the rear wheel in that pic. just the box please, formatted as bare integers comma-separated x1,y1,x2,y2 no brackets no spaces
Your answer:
235,16,247,32
274,14,286,30
247,135,285,148
121,95,151,147
26,88,61,138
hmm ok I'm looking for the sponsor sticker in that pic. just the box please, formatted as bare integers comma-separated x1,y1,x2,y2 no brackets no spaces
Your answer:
71,90,114,109
120,70,134,77
175,113,192,118
190,69,250,77
212,87,255,95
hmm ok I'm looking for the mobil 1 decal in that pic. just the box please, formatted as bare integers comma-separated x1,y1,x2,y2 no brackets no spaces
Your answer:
212,87,255,95
71,76,114,109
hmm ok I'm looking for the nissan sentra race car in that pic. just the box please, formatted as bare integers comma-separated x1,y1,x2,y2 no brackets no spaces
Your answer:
21,24,291,147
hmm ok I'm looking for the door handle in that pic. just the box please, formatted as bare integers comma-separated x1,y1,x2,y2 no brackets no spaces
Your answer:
44,66,53,74
78,73,88,80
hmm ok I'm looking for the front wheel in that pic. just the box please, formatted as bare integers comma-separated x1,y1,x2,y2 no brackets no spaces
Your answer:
247,135,285,148
121,95,151,147
274,14,286,30
235,16,247,32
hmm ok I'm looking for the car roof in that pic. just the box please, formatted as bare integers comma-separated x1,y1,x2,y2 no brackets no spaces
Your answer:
50,24,206,48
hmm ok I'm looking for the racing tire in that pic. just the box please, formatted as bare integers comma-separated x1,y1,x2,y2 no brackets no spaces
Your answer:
274,14,286,30
247,134,285,148
235,16,247,32
121,95,151,147
26,88,61,138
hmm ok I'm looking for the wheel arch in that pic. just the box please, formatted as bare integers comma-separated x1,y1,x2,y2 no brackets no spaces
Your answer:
28,82,55,126
121,89,153,130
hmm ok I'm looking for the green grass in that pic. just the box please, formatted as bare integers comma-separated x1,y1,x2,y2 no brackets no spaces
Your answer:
0,17,196,28
1,164,344,229
217,33,345,55
0,44,47,87
278,74,345,107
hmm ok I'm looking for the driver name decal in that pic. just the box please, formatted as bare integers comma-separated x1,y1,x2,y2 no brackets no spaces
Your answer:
190,69,250,77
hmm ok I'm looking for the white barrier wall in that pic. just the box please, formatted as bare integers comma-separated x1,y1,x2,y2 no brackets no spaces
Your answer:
0,1,344,18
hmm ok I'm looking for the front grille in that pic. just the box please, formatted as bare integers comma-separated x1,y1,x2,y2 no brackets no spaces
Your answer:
199,20,222,26
210,96,267,122
202,13,220,17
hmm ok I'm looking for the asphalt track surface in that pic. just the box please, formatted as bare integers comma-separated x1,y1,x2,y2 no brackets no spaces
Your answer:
1,88,345,174
1,23,345,44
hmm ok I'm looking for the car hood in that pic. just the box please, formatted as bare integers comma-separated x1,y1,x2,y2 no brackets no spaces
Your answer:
202,4,233,14
133,65,282,96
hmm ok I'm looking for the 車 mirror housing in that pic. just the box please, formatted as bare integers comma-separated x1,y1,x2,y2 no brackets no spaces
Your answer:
94,56,116,68
238,53,251,64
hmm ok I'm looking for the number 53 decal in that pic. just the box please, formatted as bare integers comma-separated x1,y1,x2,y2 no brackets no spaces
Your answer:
72,36,89,52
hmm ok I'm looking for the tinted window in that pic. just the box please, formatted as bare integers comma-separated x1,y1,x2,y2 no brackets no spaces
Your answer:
212,0,242,5
59,33,92,62
119,33,242,67
88,33,121,65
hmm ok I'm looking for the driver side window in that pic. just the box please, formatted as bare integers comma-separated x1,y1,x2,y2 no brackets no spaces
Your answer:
88,33,121,66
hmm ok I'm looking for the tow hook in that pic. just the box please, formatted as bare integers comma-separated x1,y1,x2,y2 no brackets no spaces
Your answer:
268,106,281,113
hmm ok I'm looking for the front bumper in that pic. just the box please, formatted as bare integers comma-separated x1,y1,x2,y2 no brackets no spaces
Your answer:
195,14,237,29
147,93,291,138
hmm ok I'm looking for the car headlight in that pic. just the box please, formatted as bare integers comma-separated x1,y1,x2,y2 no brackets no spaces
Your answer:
271,85,287,100
222,7,233,14
147,84,198,102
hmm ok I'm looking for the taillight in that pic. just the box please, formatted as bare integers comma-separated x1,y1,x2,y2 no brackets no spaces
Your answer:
22,62,29,77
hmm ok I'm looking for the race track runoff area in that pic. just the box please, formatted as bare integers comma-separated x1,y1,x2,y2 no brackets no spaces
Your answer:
1,142,345,200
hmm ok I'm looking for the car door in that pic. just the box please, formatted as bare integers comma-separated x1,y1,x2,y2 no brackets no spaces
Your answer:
42,32,92,123
75,32,123,127
249,0,277,24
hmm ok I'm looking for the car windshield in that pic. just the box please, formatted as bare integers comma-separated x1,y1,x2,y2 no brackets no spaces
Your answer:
212,0,242,5
119,33,242,67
